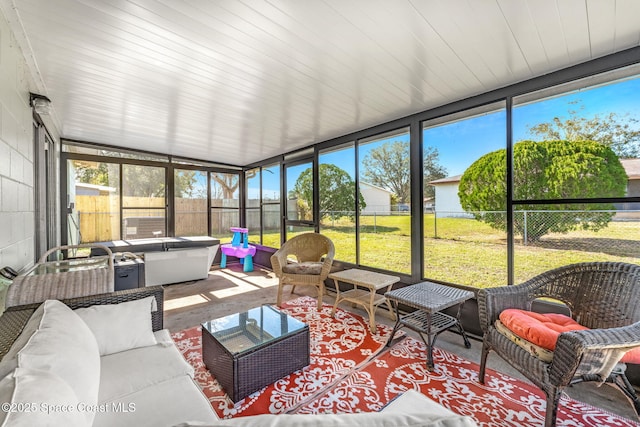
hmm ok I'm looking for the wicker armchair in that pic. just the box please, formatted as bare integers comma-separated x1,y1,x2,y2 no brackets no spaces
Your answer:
271,233,335,311
478,262,640,427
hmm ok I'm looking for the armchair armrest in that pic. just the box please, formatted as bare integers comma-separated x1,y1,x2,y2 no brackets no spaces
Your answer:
270,249,288,276
550,321,640,386
478,281,543,332
318,245,335,280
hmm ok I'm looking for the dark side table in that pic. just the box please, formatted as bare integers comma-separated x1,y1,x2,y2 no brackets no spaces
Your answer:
385,281,473,370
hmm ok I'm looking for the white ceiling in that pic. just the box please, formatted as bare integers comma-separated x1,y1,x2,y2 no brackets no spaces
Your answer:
4,0,640,166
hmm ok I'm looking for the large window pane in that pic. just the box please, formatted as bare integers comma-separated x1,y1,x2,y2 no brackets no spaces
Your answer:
175,169,207,236
512,71,640,283
358,128,410,274
319,143,356,263
286,162,313,222
68,160,120,243
422,104,507,288
122,165,166,239
513,74,640,200
246,168,261,244
262,164,281,248
210,172,239,242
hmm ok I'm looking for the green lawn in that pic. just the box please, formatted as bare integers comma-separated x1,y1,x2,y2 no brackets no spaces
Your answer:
260,214,639,288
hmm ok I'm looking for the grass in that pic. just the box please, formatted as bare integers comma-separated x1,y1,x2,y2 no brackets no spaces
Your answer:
259,214,639,288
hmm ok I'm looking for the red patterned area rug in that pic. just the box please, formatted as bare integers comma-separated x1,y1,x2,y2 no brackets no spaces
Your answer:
171,296,396,418
299,336,639,426
172,296,639,426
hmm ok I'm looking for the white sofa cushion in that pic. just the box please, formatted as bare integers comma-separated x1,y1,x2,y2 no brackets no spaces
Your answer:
0,301,49,379
75,296,158,355
0,368,86,427
93,375,219,427
98,329,195,403
3,300,100,425
173,390,477,427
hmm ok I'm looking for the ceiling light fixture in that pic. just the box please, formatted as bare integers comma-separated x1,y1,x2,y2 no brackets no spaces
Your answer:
29,92,52,115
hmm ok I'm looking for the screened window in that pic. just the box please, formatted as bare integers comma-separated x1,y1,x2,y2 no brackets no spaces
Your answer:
262,164,281,248
512,71,640,280
422,103,507,288
67,160,120,243
246,168,261,244
175,169,208,237
210,172,240,242
358,128,411,274
319,143,357,264
122,165,166,239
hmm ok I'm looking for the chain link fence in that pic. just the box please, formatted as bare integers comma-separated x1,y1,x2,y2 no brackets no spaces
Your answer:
429,209,640,258
321,209,640,259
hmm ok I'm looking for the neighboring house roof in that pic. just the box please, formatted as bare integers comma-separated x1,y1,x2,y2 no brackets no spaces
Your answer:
429,175,462,186
621,159,640,180
360,181,394,194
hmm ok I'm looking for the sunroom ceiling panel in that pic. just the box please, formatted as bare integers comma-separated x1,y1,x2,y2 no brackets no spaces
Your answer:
4,0,640,166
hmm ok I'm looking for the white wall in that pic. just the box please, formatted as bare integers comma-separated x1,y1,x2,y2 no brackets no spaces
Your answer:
360,182,391,214
0,12,36,271
433,182,472,218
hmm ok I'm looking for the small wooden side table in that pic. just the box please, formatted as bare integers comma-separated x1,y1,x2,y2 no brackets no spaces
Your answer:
329,269,400,334
385,281,473,370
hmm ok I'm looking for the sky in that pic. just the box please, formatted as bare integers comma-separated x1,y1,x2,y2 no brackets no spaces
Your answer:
255,74,640,198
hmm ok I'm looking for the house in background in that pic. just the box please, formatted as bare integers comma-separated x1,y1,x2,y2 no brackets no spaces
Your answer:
359,182,393,215
428,175,472,218
432,160,640,218
619,159,640,216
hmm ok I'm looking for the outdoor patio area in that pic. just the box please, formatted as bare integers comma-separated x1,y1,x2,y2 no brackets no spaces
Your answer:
163,263,639,423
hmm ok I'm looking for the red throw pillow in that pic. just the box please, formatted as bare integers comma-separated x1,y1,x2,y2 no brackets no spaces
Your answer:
499,309,640,364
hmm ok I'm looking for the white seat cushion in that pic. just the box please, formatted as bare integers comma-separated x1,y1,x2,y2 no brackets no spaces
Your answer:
98,329,194,403
176,391,477,427
93,375,219,427
6,300,100,425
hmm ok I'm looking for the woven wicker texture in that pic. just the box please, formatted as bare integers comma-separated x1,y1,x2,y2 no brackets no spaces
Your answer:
6,244,115,308
0,286,164,361
478,262,640,427
386,281,473,312
202,318,309,402
271,233,335,311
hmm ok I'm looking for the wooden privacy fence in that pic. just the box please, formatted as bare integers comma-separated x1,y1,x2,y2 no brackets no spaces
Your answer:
75,195,240,242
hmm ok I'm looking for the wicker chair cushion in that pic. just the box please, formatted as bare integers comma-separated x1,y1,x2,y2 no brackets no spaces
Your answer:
498,309,640,364
282,262,323,275
499,309,587,350
495,319,555,362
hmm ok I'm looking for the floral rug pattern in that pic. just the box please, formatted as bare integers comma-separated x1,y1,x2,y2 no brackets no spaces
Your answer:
171,296,639,426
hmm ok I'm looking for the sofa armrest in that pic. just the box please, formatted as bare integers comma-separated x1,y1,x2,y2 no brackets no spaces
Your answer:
0,286,164,361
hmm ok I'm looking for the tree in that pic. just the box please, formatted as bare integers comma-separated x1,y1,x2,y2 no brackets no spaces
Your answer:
211,173,239,199
361,141,447,203
527,102,640,158
291,164,366,220
423,146,448,199
458,140,627,241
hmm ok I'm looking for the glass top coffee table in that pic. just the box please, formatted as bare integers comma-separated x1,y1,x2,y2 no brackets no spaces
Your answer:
201,305,310,402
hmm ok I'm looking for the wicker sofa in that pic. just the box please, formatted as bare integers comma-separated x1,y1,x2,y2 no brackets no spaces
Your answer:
0,287,218,427
0,287,477,427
